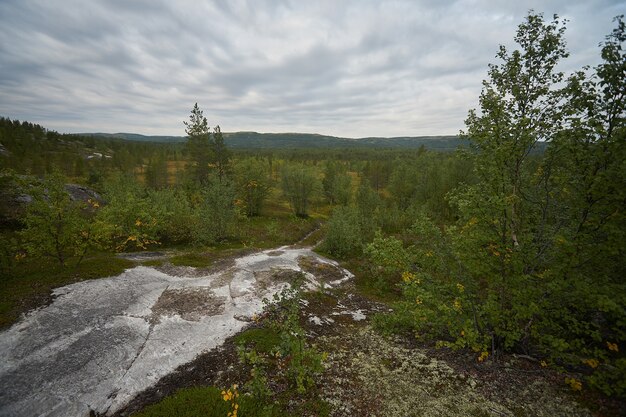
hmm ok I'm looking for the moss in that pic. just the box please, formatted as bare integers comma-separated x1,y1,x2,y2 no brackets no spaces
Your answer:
0,253,133,329
235,327,281,354
131,386,279,417
141,259,164,267
169,252,214,268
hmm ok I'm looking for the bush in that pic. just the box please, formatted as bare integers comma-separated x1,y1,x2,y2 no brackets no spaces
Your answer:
19,171,93,266
321,206,362,258
193,179,236,245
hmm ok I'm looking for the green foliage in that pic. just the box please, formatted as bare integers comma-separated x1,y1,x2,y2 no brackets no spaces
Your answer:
238,276,326,406
19,171,93,266
235,327,281,354
388,161,417,210
322,161,352,206
321,206,362,258
193,179,237,245
212,125,232,183
361,231,412,297
370,13,626,398
95,174,160,252
145,152,168,189
131,386,278,417
280,163,321,217
354,179,382,242
184,103,213,185
235,158,271,217
147,187,195,244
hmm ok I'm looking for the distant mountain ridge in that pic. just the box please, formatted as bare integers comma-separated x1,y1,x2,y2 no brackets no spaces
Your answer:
81,131,465,150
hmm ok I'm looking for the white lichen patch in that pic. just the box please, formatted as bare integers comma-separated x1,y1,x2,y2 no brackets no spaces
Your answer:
318,326,592,417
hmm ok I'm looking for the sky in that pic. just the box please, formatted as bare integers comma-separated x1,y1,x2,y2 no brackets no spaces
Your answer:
0,0,623,138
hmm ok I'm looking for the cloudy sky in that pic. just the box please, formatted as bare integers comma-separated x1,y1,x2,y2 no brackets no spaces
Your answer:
0,0,623,138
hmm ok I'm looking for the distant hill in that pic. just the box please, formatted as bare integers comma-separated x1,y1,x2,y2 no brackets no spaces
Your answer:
82,132,465,150
81,132,186,143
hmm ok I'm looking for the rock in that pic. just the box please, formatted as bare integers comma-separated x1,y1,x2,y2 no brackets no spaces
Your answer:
64,184,104,204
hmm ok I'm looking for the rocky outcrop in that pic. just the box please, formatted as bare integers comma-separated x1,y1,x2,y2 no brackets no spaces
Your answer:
64,183,104,204
0,175,103,226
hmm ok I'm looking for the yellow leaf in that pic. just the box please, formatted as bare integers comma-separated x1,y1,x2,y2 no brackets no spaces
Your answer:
607,341,619,352
583,358,599,369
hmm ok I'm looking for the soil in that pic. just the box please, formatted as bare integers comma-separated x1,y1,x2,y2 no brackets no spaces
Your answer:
150,287,227,322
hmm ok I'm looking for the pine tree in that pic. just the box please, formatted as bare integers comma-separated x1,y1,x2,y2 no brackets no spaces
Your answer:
184,103,213,185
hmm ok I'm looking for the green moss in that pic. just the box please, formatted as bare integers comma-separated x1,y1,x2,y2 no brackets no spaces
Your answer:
169,252,214,268
141,259,164,267
131,386,279,417
0,253,133,329
235,327,281,354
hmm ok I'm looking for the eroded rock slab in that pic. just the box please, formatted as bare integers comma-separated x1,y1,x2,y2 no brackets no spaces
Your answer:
0,246,351,417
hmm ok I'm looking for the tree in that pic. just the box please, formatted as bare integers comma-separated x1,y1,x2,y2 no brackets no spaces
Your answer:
95,173,160,252
235,157,271,217
321,206,362,258
184,103,213,185
19,171,92,266
145,151,168,189
280,163,320,218
322,161,352,206
193,179,236,244
542,15,626,396
212,125,231,183
378,12,626,397
451,13,571,348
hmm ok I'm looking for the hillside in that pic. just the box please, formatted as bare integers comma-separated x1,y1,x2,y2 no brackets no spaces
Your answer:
82,131,464,150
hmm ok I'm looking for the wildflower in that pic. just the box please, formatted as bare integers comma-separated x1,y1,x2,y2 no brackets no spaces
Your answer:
135,219,142,226
540,360,547,368
456,283,465,293
565,377,582,391
583,358,599,369
453,299,462,311
402,271,417,283
607,341,619,352
223,384,239,416
415,297,422,305
478,351,489,362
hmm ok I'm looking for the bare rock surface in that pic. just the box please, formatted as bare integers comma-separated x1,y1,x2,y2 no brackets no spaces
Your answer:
0,246,351,417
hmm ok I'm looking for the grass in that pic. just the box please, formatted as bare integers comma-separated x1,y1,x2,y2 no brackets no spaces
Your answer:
132,386,279,417
234,327,281,353
0,253,133,329
170,252,215,268
340,258,402,303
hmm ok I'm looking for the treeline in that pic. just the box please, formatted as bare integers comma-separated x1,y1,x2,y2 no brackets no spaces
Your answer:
0,106,471,269
0,117,183,187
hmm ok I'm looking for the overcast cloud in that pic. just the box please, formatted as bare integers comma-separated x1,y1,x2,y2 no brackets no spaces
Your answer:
0,0,623,138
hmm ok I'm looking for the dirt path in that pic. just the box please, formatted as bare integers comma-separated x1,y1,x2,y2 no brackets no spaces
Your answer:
0,246,352,417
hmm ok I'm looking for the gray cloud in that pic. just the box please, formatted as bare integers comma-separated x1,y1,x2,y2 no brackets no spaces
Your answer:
0,0,623,138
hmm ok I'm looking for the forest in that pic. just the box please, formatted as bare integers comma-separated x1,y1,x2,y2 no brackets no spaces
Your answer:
0,11,624,417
